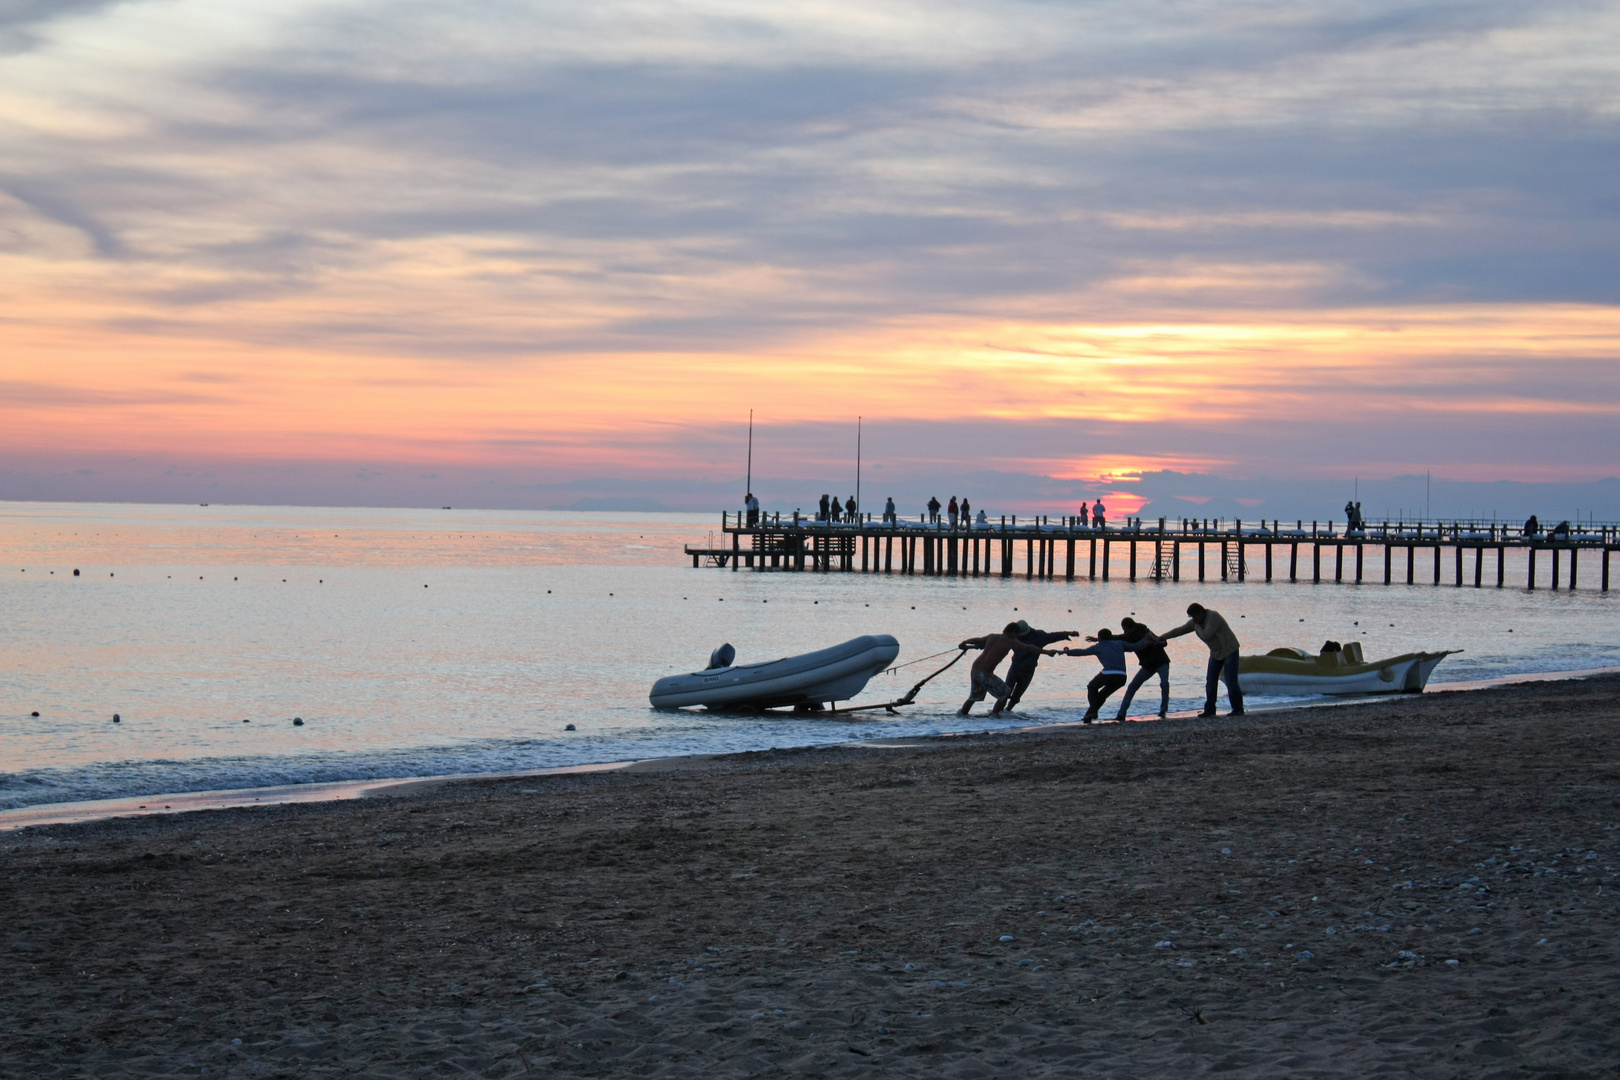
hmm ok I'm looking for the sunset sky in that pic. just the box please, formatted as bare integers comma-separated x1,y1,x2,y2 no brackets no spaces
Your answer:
3,0,1618,515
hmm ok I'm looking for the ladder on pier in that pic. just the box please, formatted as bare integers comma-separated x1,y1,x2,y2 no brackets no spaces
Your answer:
1151,539,1175,580
700,531,729,567
1225,545,1246,580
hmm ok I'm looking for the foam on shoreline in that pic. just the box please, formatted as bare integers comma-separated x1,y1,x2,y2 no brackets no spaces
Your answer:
7,665,1617,832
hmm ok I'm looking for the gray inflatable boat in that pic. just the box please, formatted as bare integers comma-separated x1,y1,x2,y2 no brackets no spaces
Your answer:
649,634,900,711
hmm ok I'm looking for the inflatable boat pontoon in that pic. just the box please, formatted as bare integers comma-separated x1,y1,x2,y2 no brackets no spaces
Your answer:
1238,640,1456,697
650,634,900,711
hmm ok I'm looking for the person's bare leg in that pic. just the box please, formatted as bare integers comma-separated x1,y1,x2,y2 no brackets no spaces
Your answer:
990,695,1010,717
959,698,975,716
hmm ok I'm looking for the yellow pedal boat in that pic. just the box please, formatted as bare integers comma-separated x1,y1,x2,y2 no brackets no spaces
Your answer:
1237,641,1457,696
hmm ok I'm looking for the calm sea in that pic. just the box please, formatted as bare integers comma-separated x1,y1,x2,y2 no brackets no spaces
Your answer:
3,501,1616,812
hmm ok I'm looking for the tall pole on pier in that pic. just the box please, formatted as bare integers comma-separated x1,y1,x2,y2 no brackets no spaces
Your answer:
745,409,753,497
855,416,862,518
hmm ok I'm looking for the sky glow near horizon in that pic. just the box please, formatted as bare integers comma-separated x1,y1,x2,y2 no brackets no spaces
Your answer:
3,0,1619,504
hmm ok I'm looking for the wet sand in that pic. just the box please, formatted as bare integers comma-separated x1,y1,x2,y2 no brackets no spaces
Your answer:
3,677,1618,1078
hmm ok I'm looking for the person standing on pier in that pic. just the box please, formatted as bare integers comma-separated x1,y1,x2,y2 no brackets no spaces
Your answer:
1078,503,1090,528
1157,603,1244,717
928,495,942,524
1091,499,1107,530
845,495,858,523
958,624,1059,717
1060,628,1143,723
948,496,959,528
960,497,971,525
819,494,831,522
1112,617,1171,720
883,496,897,525
745,492,760,526
1004,619,1080,712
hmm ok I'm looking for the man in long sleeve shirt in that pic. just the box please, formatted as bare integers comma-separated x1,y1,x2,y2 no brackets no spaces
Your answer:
1062,629,1142,722
1113,617,1171,721
1157,603,1244,717
1003,620,1080,712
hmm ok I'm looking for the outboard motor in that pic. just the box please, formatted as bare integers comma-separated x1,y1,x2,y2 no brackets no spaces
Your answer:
707,643,736,670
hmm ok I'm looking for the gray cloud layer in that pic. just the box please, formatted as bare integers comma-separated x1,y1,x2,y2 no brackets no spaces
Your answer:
7,0,1617,319
4,0,1618,505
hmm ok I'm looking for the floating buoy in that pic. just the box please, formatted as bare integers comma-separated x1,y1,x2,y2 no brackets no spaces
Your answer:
242,718,250,723
30,711,39,717
73,569,80,576
113,713,121,722
564,723,576,731
293,717,304,726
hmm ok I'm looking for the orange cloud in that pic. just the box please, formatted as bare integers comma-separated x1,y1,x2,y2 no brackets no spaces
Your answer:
5,236,1619,483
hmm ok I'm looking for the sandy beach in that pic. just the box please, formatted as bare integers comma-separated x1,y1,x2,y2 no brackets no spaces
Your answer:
3,676,1617,1078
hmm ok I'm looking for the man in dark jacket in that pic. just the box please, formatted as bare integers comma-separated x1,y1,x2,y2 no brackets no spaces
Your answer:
1113,616,1170,720
958,623,1059,716
1003,620,1080,712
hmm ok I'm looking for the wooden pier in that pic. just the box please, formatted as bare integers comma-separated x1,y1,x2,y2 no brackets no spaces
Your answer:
685,514,1618,592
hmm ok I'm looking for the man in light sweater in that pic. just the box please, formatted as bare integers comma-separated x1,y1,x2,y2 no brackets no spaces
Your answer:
1157,603,1245,717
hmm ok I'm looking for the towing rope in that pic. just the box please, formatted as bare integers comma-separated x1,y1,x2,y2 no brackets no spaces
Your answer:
883,646,965,675
831,646,970,716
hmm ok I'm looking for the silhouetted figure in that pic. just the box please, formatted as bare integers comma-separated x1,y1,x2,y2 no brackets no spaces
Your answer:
845,495,857,522
1091,499,1107,530
829,496,841,523
819,493,831,522
1524,514,1540,538
883,496,897,525
958,623,1058,717
1550,519,1570,539
1062,628,1143,723
960,497,971,524
928,496,942,524
1078,503,1090,528
948,496,959,528
1114,617,1171,720
745,492,759,526
1004,619,1079,712
1159,603,1244,717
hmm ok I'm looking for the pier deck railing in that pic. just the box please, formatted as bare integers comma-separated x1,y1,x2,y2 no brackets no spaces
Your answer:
683,513,1618,591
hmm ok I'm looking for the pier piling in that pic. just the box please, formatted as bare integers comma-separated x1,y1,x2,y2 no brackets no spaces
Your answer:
682,516,1617,599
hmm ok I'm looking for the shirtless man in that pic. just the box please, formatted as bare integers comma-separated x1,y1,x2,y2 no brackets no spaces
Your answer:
958,622,1059,716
